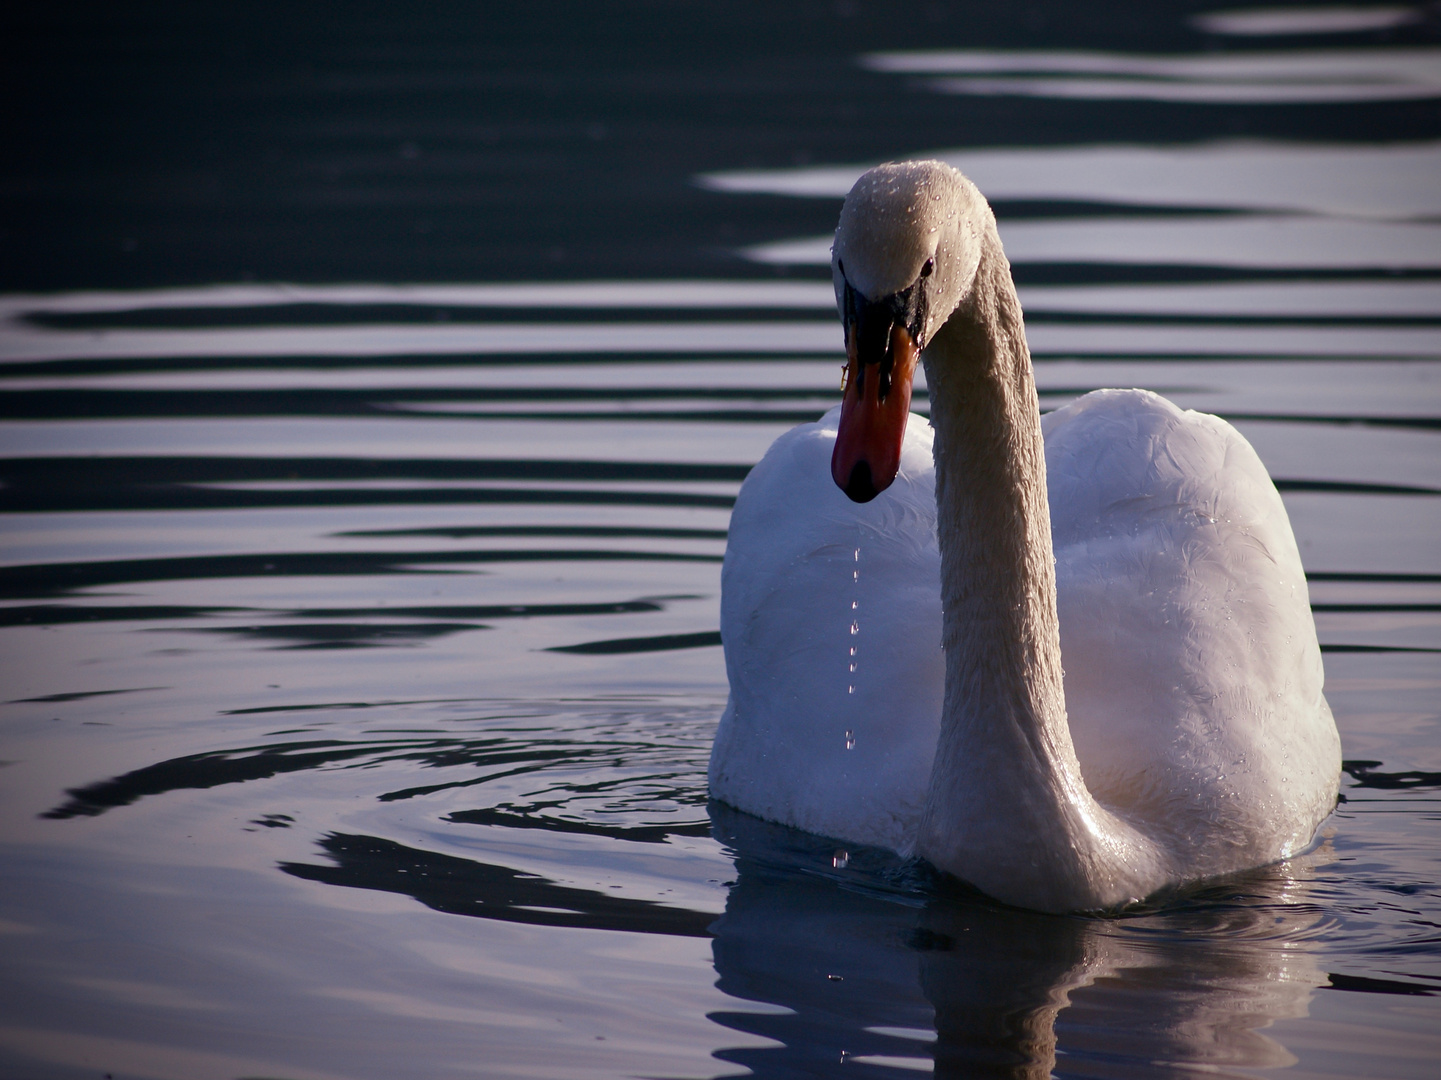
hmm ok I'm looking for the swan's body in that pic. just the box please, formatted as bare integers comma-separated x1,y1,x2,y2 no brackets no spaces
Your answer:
709,161,1340,912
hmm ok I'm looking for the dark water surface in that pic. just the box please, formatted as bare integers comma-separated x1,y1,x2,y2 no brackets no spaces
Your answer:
3,3,1440,1078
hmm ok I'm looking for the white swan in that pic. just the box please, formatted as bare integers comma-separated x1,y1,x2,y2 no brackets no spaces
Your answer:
709,160,1341,913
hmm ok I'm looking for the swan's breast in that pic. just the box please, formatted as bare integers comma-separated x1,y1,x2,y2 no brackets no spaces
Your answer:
712,408,944,851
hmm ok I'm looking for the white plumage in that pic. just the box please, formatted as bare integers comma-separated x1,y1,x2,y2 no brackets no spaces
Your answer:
709,160,1340,911
712,404,943,854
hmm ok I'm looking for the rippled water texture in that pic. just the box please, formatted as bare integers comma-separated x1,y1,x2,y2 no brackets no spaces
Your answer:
2,3,1440,1078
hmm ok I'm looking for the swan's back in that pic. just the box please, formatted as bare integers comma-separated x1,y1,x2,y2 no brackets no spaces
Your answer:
711,406,943,852
712,391,1338,874
1044,390,1339,871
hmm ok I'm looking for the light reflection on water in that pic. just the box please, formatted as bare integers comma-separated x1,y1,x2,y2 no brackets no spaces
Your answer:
3,11,1441,1080
747,217,1441,271
894,52,1441,104
700,141,1441,216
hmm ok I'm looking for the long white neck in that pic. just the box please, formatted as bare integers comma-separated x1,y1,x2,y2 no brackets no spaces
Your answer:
915,224,1166,912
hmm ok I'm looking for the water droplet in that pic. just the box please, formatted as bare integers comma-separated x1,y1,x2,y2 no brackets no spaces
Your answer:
853,548,860,562
851,600,858,610
844,729,856,749
833,850,850,868
849,621,859,635
849,647,856,656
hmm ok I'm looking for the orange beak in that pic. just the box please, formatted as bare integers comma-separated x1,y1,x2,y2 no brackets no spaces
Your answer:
831,322,919,502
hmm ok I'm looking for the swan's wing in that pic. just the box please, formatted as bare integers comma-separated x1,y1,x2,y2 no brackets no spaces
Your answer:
1042,390,1339,868
711,407,944,852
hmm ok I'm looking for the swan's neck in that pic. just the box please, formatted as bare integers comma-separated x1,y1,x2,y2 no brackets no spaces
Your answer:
916,228,1163,911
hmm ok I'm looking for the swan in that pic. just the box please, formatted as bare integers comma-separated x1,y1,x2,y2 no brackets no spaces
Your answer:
709,160,1341,912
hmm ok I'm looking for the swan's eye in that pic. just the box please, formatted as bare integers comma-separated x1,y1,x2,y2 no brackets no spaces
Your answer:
920,258,933,278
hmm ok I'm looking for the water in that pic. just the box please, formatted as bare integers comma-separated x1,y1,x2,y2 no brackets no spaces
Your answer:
2,3,1440,1077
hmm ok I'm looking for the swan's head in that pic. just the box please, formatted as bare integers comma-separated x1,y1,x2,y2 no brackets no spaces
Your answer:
830,160,991,501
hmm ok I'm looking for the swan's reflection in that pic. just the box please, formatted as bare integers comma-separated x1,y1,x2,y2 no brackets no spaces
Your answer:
708,802,1327,1078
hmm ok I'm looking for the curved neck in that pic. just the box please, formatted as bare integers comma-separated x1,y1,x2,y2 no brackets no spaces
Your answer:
926,232,1065,748
916,227,1161,911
